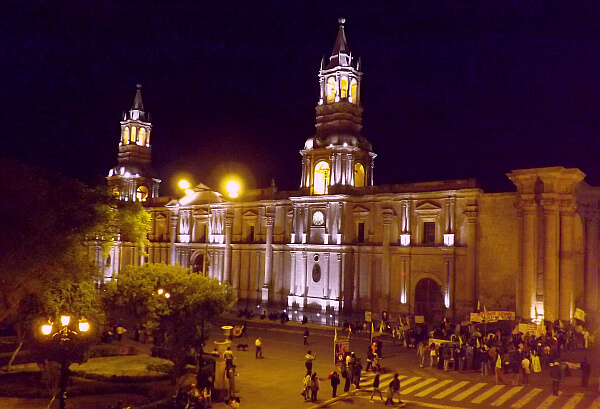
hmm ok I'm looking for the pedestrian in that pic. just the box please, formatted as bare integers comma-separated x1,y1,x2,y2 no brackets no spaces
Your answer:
227,365,238,398
343,366,352,392
255,336,263,358
353,361,362,389
417,341,429,368
302,373,311,401
303,327,310,345
370,373,384,401
385,373,403,406
330,371,340,398
580,357,591,388
521,355,530,386
224,346,234,370
429,343,437,367
305,350,316,375
550,361,562,396
116,324,126,341
494,352,507,384
366,347,374,372
372,353,380,373
310,372,320,402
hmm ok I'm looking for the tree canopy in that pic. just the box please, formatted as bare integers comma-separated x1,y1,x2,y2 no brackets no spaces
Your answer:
104,263,236,381
0,158,150,324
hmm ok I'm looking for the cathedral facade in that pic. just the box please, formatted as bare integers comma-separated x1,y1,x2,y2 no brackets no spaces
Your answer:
104,21,600,324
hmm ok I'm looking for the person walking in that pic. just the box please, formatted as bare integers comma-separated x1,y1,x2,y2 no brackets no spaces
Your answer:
224,346,234,371
521,355,531,386
255,336,263,358
550,362,562,396
429,343,438,368
116,324,126,341
330,371,340,398
303,327,310,345
580,357,591,387
417,341,429,368
302,373,311,401
227,365,238,399
305,350,316,375
385,373,403,406
370,373,384,401
353,361,362,389
310,372,320,402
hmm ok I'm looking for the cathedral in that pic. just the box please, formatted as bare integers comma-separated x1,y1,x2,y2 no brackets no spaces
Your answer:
103,20,600,325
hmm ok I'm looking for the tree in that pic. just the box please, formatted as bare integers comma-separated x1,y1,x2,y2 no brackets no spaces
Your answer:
105,263,236,382
0,158,150,324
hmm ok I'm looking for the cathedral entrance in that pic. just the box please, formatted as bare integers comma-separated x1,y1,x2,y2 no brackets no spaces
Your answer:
414,278,445,323
192,254,205,275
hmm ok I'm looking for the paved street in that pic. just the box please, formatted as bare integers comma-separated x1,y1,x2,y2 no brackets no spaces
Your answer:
210,318,600,409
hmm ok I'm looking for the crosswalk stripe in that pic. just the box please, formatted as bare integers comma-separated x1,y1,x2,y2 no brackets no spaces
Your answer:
470,384,505,403
491,386,523,406
415,380,453,397
450,383,487,401
359,373,395,386
399,376,422,387
510,388,542,408
590,396,600,409
562,393,584,409
432,381,469,399
536,394,558,409
400,378,437,395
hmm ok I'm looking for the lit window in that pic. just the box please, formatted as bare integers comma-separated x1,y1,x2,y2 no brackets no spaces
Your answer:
313,161,330,195
131,127,137,144
136,186,149,202
350,79,358,104
354,163,365,187
123,127,130,144
341,77,348,98
326,77,336,104
138,128,146,146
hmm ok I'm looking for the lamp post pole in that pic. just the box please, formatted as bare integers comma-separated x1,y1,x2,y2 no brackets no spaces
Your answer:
40,315,90,409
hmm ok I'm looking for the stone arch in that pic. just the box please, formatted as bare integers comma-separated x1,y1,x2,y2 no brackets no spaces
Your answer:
190,249,210,276
411,273,445,323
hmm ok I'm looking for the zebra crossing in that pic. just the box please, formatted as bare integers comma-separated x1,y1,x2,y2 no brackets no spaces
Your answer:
356,372,598,408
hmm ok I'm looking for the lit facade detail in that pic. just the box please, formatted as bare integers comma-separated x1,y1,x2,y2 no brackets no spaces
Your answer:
99,21,600,324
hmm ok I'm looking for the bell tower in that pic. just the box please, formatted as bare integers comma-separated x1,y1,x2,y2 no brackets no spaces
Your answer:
107,84,160,202
300,18,376,195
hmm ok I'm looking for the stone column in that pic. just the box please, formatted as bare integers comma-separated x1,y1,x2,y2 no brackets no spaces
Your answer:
262,215,274,304
169,211,178,265
521,199,537,319
382,209,393,308
302,252,308,302
353,251,360,308
559,201,576,321
585,209,599,310
464,205,478,308
290,252,297,295
541,198,559,322
223,216,233,283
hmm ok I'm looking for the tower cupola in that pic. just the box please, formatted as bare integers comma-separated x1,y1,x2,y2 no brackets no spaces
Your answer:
300,19,375,195
107,84,160,202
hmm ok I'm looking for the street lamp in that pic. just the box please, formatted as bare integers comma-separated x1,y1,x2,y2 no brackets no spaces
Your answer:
40,315,90,409
178,179,194,195
225,180,240,198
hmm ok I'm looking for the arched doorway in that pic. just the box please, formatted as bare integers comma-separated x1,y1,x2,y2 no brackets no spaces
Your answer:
414,278,445,323
192,254,205,276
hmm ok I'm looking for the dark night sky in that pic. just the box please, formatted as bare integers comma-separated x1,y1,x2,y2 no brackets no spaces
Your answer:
2,1,600,195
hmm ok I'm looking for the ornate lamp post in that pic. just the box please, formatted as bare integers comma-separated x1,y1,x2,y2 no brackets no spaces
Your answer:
40,315,90,409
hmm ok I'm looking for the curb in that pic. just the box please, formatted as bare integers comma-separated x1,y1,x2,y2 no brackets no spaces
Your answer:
308,388,362,409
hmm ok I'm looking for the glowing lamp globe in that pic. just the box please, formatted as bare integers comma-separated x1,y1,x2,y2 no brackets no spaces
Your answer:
165,293,171,299
158,288,164,295
41,324,53,335
79,321,90,332
226,180,240,198
178,180,190,190
60,315,71,326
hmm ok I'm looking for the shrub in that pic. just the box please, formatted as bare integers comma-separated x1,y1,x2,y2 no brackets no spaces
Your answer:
88,346,121,358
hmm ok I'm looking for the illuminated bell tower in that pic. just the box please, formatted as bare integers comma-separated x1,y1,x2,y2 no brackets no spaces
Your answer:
107,84,160,201
300,18,376,195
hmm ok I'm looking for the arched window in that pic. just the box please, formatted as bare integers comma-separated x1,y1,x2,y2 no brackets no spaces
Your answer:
138,128,146,146
131,127,137,144
326,77,336,104
354,163,365,187
123,127,130,144
193,254,205,275
136,185,149,202
350,79,358,104
313,161,330,195
340,77,348,99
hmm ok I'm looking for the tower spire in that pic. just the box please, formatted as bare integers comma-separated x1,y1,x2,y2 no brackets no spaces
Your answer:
132,83,144,111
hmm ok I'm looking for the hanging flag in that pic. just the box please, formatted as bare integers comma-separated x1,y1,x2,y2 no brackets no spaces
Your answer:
379,319,385,334
476,338,480,348
477,300,481,312
334,328,338,342
496,354,502,369
574,308,586,322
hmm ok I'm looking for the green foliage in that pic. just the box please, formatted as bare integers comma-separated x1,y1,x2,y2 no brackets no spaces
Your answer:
105,263,236,381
